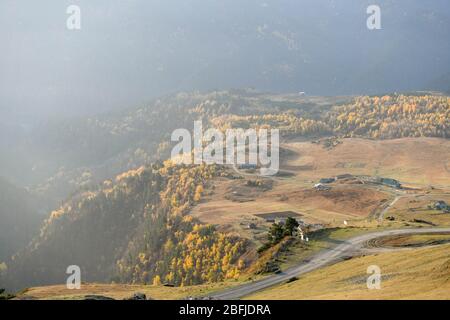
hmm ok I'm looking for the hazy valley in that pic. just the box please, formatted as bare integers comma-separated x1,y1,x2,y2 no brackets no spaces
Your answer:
0,90,449,300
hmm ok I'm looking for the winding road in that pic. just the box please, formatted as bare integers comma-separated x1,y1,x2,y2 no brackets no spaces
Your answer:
210,227,450,300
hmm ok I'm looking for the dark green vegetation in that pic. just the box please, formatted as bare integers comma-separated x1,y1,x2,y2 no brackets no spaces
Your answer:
268,217,300,244
258,217,300,253
0,288,15,300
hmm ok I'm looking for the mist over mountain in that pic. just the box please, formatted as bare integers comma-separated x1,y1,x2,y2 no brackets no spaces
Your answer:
0,177,43,264
1,0,449,120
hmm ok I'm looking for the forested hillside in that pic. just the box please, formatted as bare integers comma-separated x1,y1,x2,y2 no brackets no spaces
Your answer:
208,94,449,139
2,162,247,291
328,95,449,139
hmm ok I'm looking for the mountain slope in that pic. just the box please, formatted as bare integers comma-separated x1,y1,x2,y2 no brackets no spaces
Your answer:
4,91,448,209
3,163,247,291
0,177,42,264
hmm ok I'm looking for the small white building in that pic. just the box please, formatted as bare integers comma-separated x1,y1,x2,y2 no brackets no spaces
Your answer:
294,226,307,241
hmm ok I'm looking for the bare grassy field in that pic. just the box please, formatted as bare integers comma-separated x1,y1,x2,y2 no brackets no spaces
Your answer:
15,281,241,300
285,137,450,186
